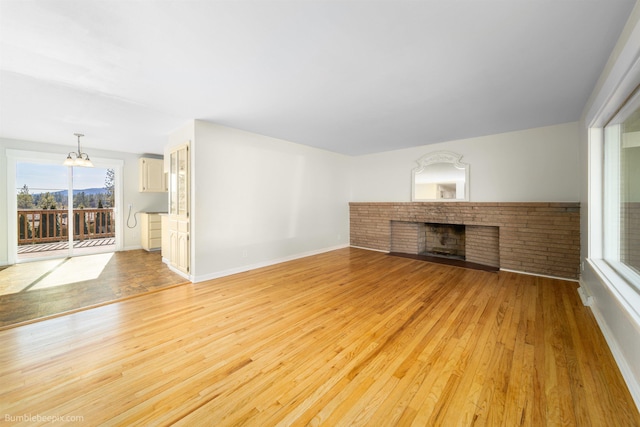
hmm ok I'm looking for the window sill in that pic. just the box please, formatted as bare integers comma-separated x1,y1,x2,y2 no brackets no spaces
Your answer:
588,258,640,322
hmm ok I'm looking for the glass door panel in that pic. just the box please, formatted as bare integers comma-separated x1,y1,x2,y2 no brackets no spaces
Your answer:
70,166,116,257
177,147,188,218
16,162,69,260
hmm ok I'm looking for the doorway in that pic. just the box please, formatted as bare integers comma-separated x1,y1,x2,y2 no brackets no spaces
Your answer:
6,149,123,264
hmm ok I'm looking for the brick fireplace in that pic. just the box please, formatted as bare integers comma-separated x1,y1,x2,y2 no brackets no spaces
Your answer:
424,223,466,258
390,220,499,267
351,202,580,279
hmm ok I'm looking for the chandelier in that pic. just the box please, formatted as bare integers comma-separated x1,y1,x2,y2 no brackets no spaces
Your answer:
63,133,94,167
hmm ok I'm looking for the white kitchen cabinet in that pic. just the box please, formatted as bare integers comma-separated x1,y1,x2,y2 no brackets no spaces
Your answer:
168,143,190,274
139,157,167,192
169,218,189,274
140,213,162,251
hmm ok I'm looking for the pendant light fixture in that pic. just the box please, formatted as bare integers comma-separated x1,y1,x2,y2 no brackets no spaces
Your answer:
63,133,94,167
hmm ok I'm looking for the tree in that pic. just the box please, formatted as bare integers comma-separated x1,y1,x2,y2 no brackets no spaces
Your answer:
104,168,115,208
17,184,34,208
38,192,57,209
74,191,87,209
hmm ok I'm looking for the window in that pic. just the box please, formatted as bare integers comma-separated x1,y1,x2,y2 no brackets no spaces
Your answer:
604,87,640,290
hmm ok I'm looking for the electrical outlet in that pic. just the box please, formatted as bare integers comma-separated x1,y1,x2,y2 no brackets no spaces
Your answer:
242,249,248,258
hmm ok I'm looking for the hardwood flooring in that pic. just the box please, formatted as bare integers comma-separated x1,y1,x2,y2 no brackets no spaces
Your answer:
0,250,187,328
0,247,637,426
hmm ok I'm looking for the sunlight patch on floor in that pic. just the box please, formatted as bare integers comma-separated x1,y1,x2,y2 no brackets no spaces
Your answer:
0,253,114,295
31,253,114,290
0,259,66,296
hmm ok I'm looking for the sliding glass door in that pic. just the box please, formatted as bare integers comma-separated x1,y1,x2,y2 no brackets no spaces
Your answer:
8,150,123,263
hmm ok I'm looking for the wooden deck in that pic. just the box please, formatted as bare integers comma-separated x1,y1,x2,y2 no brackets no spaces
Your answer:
0,247,637,425
17,238,116,260
17,238,116,254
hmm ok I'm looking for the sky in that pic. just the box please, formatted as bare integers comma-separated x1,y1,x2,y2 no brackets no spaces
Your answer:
16,163,110,194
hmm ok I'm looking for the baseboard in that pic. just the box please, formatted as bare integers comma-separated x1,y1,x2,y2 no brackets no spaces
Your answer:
192,244,349,283
579,278,640,411
577,286,594,306
167,264,192,282
499,267,579,282
349,245,389,253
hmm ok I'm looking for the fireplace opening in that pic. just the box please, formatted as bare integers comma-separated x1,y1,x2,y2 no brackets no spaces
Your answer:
421,223,466,260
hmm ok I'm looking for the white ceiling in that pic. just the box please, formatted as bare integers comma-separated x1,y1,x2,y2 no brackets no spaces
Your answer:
0,0,635,156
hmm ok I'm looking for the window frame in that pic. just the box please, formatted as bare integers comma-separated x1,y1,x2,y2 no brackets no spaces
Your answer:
588,79,640,321
602,87,640,291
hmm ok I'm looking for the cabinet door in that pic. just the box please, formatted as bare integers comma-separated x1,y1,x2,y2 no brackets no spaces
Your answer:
169,226,178,268
176,147,189,219
168,218,189,274
167,142,190,276
169,151,177,215
169,146,188,218
177,230,189,273
139,158,166,192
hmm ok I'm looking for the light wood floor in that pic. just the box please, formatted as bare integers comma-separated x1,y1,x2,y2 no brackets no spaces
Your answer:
0,247,637,426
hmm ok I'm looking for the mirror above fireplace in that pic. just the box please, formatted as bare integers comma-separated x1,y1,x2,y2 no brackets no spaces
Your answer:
411,151,469,201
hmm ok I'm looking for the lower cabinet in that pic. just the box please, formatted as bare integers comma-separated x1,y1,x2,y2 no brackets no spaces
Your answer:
169,218,189,274
140,213,162,251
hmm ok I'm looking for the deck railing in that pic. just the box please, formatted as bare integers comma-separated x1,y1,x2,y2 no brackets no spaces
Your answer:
17,208,115,246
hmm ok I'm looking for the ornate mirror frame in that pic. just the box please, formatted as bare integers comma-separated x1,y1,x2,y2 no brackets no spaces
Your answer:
411,151,470,201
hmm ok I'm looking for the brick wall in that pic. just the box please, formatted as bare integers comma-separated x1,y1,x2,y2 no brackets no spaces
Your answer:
350,202,580,279
390,221,423,254
466,225,500,267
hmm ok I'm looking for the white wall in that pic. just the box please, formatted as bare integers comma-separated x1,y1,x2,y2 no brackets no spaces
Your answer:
0,138,167,265
579,1,640,409
350,122,580,202
183,120,350,281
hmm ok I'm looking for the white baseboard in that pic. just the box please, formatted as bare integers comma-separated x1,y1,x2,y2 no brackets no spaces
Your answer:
577,286,594,306
192,244,349,283
499,267,579,282
579,279,640,412
167,264,192,282
350,245,389,253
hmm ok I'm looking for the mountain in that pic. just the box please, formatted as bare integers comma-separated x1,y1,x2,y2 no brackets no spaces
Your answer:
50,188,108,196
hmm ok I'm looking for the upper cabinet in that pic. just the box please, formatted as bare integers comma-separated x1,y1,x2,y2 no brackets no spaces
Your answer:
139,157,167,192
169,145,189,219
